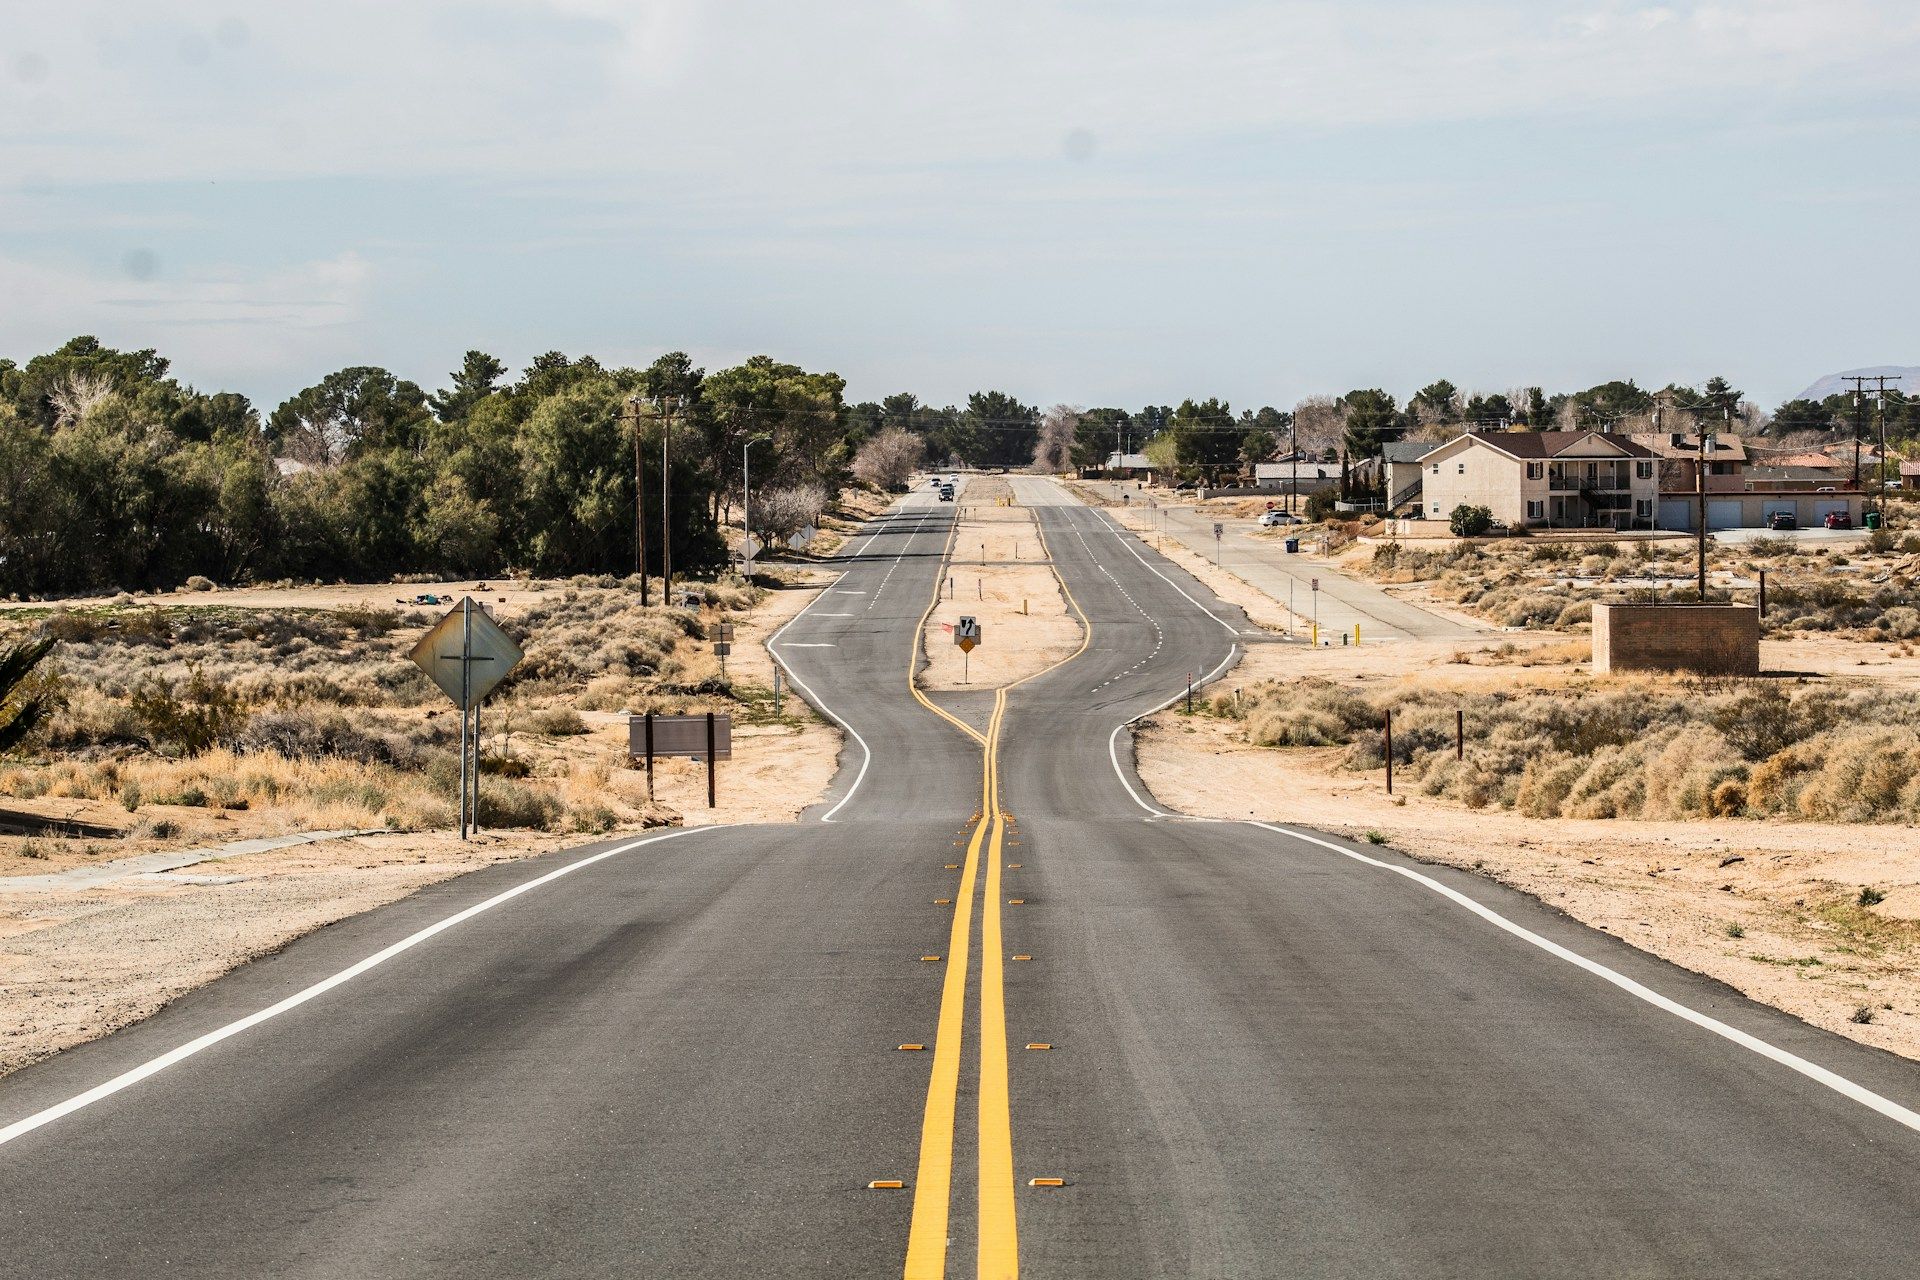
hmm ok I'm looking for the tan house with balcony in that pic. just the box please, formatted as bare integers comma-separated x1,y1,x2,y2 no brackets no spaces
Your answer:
1419,430,1660,530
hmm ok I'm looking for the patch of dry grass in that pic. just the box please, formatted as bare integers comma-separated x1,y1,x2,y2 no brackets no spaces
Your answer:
1208,673,1920,823
0,577,780,844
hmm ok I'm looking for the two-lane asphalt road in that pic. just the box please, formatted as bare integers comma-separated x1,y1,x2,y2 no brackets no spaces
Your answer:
5,475,1920,1277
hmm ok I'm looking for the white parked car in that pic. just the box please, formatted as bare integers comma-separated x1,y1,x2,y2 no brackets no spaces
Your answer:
1257,510,1301,528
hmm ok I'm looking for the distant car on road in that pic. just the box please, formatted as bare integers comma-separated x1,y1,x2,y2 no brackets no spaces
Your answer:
1766,511,1798,531
1257,511,1302,528
1824,511,1854,530
938,484,955,501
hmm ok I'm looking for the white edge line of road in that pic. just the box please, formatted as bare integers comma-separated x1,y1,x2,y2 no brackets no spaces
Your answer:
767,494,932,823
0,825,715,1152
1105,644,1238,819
1253,821,1920,1138
769,576,869,825
1082,501,1246,639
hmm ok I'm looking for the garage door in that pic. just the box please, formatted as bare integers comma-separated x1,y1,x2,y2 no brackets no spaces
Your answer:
1815,500,1849,521
1706,499,1743,530
1658,499,1693,530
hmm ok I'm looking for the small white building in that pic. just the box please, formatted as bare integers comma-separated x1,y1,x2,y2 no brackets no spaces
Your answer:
1419,430,1660,530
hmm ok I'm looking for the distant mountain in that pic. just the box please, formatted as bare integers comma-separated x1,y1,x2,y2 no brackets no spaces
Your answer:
1797,366,1920,401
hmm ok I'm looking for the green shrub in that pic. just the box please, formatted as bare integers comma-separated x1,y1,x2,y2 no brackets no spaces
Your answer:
1449,504,1494,538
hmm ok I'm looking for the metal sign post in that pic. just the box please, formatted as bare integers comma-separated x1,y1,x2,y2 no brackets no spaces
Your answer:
1213,521,1224,564
955,615,981,685
1311,577,1320,647
409,598,524,840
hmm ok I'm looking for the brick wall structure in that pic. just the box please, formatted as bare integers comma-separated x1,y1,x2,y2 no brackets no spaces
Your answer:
1592,603,1760,676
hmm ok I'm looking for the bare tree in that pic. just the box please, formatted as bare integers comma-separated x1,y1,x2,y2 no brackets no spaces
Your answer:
852,428,924,491
1032,404,1078,473
277,410,353,469
1291,396,1345,461
49,373,116,428
753,484,829,546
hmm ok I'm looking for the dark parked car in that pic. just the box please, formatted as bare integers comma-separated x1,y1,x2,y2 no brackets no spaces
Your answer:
1766,510,1798,531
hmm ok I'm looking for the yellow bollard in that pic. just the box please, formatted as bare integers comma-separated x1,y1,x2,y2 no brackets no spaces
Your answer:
1311,623,1318,647
1354,623,1361,646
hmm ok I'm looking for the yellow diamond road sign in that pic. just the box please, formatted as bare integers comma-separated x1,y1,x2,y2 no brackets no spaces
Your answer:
409,599,524,709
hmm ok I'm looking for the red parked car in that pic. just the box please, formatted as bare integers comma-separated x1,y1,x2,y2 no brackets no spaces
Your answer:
1824,511,1854,530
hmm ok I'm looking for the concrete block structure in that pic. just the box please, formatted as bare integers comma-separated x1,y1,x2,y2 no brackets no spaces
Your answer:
1592,603,1760,676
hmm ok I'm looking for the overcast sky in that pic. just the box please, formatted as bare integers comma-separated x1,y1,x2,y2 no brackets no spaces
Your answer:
3,1,1917,413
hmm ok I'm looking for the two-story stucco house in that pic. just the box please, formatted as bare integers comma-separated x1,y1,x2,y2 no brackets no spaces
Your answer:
1419,430,1660,530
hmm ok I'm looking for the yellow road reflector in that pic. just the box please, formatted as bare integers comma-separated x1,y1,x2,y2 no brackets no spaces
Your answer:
1008,898,1025,905
1029,1178,1066,1188
920,955,941,962
1012,955,1032,961
899,1044,926,1051
935,898,952,905
944,863,959,869
869,1180,906,1190
1007,863,1022,869
1025,1043,1051,1051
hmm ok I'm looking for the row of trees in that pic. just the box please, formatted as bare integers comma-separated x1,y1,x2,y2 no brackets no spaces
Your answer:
5,336,1911,596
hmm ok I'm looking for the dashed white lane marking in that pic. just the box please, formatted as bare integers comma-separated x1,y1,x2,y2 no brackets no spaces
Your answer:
865,509,936,612
0,826,717,1150
1252,821,1920,1139
1065,520,1165,693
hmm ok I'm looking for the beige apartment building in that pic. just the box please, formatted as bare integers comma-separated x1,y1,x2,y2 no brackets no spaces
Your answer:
1419,430,1660,530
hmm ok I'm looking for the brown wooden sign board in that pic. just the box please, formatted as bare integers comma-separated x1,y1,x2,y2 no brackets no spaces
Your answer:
630,714,732,761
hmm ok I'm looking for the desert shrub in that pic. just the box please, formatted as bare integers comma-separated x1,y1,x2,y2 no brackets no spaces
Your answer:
239,711,429,769
129,668,249,754
183,575,216,592
477,778,564,829
1555,601,1593,627
525,707,588,736
1868,528,1896,554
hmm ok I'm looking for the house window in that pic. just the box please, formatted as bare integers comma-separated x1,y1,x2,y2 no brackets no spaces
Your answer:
1457,463,1465,474
1526,499,1544,520
1431,464,1439,475
1526,462,1543,479
1636,460,1654,480
1636,498,1653,520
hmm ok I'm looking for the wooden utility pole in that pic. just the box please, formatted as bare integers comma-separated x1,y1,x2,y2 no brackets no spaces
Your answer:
1696,414,1710,600
1844,375,1871,492
658,394,679,603
1871,374,1901,521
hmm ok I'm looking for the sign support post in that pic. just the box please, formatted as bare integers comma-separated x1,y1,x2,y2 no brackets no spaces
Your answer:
410,596,525,842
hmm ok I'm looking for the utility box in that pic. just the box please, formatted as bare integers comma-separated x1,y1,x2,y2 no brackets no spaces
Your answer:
1592,603,1759,677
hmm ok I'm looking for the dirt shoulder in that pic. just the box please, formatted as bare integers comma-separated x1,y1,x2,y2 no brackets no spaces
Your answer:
919,477,1081,690
1138,637,1920,1061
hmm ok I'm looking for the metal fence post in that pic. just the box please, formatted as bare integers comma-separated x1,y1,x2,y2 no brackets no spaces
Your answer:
1385,709,1394,795
706,711,717,809
644,711,656,801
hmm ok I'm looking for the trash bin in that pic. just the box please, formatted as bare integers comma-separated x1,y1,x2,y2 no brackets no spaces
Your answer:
1866,512,1882,530
1284,537,1299,554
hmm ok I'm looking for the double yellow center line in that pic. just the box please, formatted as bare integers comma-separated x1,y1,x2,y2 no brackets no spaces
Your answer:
903,490,1092,1279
